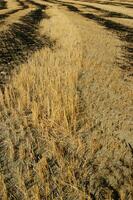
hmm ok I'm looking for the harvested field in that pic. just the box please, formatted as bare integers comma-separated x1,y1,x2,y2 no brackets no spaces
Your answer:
0,0,133,199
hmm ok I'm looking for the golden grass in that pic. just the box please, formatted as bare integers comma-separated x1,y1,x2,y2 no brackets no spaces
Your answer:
0,8,83,133
4,2,74,130
0,3,133,199
0,8,85,199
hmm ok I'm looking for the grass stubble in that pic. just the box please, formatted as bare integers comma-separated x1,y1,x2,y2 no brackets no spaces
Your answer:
0,1,133,199
0,8,83,133
0,8,89,200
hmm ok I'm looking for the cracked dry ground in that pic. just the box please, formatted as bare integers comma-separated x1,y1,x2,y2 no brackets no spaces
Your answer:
0,0,133,199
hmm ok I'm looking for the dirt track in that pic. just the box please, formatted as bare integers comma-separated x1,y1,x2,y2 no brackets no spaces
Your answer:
0,0,133,199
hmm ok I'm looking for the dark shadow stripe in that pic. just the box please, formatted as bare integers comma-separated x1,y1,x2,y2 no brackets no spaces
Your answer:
62,4,80,12
104,11,133,19
0,1,7,9
52,0,133,20
41,0,133,71
0,8,27,21
82,13,133,70
16,0,29,9
97,1,133,9
85,5,133,19
0,9,53,88
28,0,48,9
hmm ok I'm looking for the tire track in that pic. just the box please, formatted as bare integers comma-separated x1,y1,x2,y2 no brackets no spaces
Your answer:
0,8,52,88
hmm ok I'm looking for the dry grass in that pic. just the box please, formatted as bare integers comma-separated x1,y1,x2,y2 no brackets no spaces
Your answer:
0,1,133,199
0,8,82,132
0,8,87,199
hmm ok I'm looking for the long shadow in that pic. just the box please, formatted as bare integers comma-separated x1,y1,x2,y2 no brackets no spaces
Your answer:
0,0,48,21
0,1,7,9
16,0,29,9
82,13,133,70
43,0,133,71
0,9,53,88
57,0,133,71
42,0,57,3
97,1,133,9
62,4,80,12
28,0,48,9
58,1,133,20
0,8,27,21
0,13,7,20
104,11,133,19
0,0,28,20
85,5,133,19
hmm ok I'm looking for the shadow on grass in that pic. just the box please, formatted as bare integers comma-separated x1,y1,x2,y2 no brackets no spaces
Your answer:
0,9,53,88
0,1,7,9
0,8,25,21
97,1,133,9
64,4,80,12
28,0,48,9
17,0,29,9
82,12,133,70
61,2,133,19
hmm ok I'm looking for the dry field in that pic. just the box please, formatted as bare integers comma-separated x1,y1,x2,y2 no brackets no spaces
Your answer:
0,0,133,199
